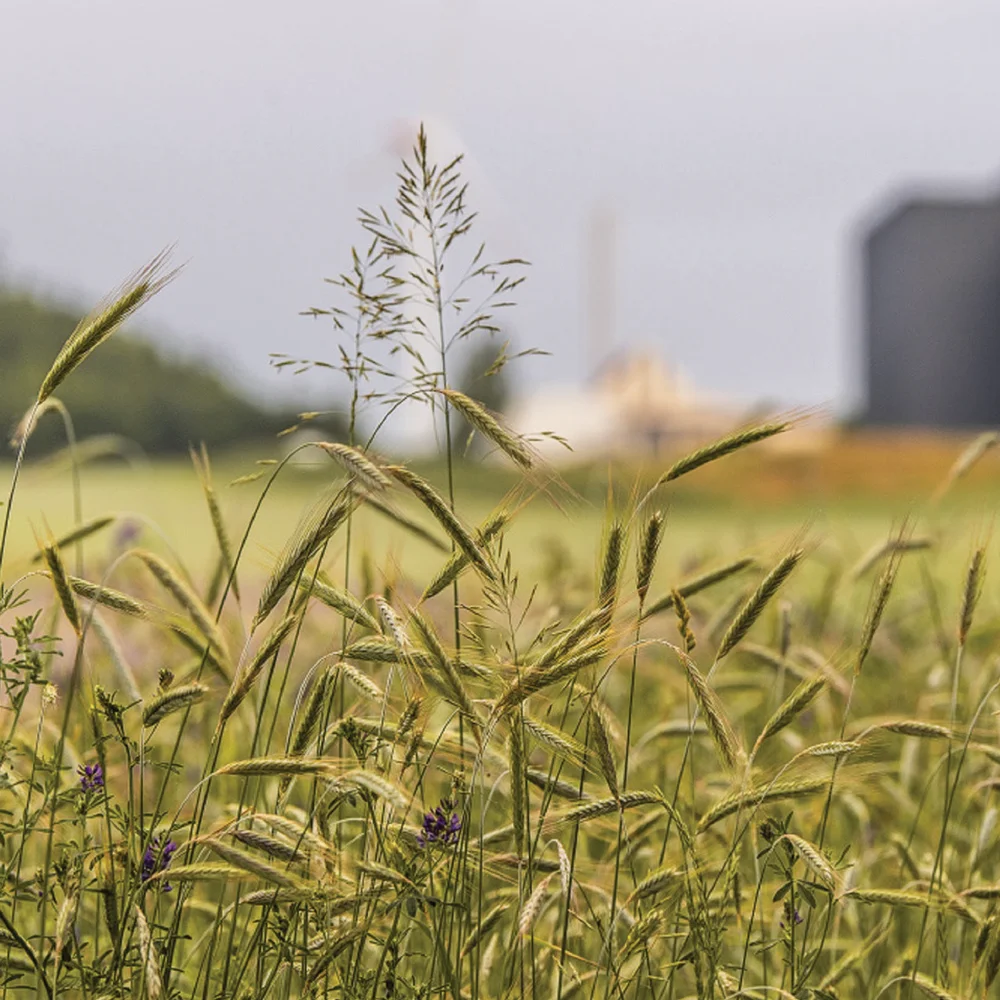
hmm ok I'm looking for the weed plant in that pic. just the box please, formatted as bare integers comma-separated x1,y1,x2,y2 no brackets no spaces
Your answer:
2,128,1000,1000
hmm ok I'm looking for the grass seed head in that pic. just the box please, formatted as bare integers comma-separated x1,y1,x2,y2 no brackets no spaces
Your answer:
717,549,803,661
142,683,208,728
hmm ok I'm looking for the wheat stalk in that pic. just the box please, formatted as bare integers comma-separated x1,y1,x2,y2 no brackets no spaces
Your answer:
142,684,208,727
220,613,299,724
878,720,953,740
518,874,555,937
387,465,495,580
560,790,663,824
30,516,114,564
422,508,510,600
677,648,744,771
299,577,378,631
654,420,790,485
216,757,342,778
627,867,681,904
133,905,164,1000
856,543,901,675
588,699,619,801
339,661,383,701
202,838,306,888
960,546,986,645
40,539,80,634
318,441,392,491
191,444,239,601
441,388,534,468
492,634,607,718
933,430,1000,502
636,510,665,603
753,673,826,752
68,576,150,617
696,778,827,832
255,490,356,626
642,556,757,620
717,549,802,660
783,833,838,889
231,828,301,862
38,251,177,404
135,549,228,658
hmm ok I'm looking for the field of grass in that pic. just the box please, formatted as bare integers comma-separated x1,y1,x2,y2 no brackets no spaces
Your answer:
7,134,1000,1000
5,427,1000,1000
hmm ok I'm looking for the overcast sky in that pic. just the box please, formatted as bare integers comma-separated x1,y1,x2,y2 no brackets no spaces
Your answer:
3,0,1000,416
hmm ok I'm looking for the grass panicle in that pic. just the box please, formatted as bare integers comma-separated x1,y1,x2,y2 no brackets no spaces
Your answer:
598,519,625,609
288,665,334,760
230,828,300,862
69,576,149,617
411,610,482,742
672,588,696,653
934,430,1000,502
492,633,608,718
202,838,306,888
518,874,555,937
588,698,620,801
135,549,228,657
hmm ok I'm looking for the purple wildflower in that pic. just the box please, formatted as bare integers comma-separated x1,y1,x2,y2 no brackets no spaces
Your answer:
78,763,104,793
779,899,803,930
141,836,178,891
416,799,462,848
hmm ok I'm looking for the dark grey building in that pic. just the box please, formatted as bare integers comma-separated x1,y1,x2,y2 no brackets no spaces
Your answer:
864,188,1000,428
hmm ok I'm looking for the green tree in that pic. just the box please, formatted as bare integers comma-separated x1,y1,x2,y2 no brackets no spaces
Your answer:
0,288,343,454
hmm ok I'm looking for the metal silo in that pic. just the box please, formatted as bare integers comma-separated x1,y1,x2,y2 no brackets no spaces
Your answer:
864,190,1000,428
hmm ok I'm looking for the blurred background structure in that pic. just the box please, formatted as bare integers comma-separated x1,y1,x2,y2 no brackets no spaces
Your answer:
862,184,1000,429
3,2,1000,457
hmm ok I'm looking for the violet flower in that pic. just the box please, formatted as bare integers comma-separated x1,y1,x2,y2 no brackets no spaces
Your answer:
416,799,462,848
141,836,178,891
78,763,104,793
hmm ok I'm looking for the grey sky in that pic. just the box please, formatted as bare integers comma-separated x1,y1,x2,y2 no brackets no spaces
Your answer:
3,0,1000,415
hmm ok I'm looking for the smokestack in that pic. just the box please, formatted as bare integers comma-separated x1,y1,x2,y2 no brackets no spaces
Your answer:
586,200,617,373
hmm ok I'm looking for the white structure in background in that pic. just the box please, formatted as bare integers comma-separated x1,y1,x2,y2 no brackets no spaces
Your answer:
507,350,748,463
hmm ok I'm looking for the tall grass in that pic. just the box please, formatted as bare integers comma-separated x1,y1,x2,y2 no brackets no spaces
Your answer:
2,128,1000,1000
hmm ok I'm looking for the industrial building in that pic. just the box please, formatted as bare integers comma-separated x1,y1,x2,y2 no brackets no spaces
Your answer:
864,186,1000,428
